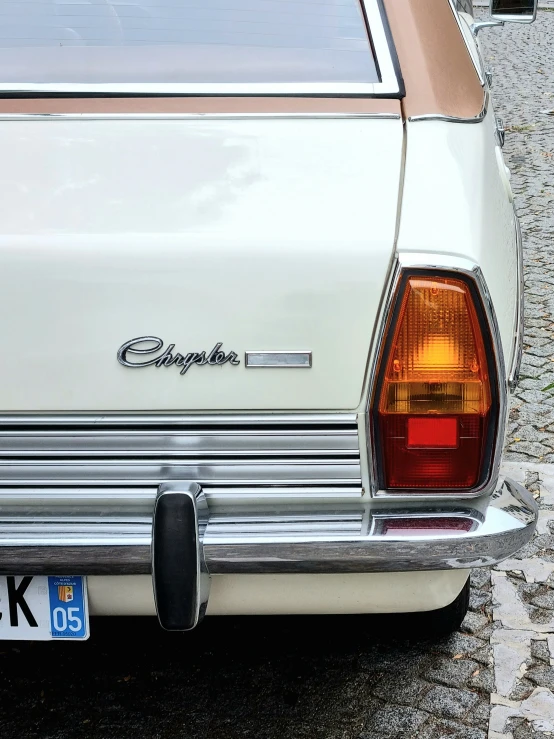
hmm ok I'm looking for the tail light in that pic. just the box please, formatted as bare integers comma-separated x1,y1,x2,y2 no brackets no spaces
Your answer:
372,271,499,491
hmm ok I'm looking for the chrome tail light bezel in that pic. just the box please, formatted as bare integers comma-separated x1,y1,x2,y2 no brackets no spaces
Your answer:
367,259,507,499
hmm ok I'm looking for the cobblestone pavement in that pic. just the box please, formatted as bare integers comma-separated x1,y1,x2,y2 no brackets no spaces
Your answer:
488,11,554,463
474,12,554,739
0,11,553,739
491,462,554,739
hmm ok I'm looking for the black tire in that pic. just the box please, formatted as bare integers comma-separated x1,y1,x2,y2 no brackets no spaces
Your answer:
410,577,470,638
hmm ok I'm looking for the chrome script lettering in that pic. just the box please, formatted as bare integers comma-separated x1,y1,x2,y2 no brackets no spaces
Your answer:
117,337,240,375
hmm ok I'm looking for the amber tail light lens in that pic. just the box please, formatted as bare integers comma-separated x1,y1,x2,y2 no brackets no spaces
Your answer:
372,272,499,491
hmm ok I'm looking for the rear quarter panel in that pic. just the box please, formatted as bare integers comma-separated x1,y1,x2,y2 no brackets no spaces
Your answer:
396,110,518,375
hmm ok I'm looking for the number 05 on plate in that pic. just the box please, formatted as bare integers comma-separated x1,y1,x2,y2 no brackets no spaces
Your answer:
0,576,89,640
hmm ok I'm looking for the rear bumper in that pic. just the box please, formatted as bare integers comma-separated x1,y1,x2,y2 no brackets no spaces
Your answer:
0,477,537,576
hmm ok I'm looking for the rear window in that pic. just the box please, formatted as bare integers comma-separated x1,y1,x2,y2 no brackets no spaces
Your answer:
0,0,383,91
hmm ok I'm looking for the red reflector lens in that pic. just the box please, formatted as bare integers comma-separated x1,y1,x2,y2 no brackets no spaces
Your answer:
381,517,474,536
407,417,458,448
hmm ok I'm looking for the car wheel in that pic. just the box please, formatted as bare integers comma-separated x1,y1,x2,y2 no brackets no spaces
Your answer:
416,576,471,637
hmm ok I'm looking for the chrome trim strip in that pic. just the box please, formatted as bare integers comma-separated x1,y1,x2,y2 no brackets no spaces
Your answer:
0,478,536,575
471,20,504,34
408,90,489,125
0,433,356,457
0,413,357,427
509,211,524,391
0,462,361,486
0,83,400,98
360,0,402,96
0,413,362,489
245,351,312,369
366,254,508,500
0,113,402,122
448,0,486,87
365,258,401,496
0,486,364,516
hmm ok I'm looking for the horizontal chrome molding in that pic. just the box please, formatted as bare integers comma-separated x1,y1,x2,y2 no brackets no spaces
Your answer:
245,351,312,369
0,413,357,426
0,413,362,490
0,478,537,575
0,486,364,519
0,462,361,486
0,113,402,122
0,432,356,457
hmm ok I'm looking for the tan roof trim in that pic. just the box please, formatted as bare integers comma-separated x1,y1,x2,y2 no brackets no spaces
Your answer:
382,0,484,120
0,97,401,116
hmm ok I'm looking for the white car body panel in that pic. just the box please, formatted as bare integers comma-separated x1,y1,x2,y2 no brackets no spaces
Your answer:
0,116,403,412
398,111,518,370
88,570,471,616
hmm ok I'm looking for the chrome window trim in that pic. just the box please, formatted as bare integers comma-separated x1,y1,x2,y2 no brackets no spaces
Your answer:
0,0,401,98
0,82,400,97
365,253,508,501
409,90,489,125
448,0,487,88
509,210,524,391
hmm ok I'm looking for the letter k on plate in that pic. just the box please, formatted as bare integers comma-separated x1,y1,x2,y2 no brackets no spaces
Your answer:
0,576,89,640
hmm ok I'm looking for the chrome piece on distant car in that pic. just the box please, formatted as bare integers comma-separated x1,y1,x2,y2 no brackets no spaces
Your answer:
496,116,506,147
117,337,240,375
471,19,505,34
472,0,537,34
0,477,536,575
245,352,312,369
455,0,475,14
367,254,507,500
152,482,210,631
490,0,538,23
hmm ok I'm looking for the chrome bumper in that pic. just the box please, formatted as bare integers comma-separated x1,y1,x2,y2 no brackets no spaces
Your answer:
0,477,537,577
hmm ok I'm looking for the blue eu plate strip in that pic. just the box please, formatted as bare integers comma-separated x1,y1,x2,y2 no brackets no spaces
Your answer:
47,576,88,639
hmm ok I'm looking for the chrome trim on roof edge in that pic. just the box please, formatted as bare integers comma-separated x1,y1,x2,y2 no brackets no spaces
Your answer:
408,91,489,124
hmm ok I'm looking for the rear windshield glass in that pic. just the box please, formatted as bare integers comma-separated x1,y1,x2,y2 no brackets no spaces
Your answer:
0,0,379,87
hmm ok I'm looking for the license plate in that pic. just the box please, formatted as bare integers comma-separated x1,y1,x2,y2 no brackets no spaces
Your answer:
0,576,89,640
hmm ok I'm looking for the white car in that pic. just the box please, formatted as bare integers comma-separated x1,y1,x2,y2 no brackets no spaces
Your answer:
0,0,539,640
